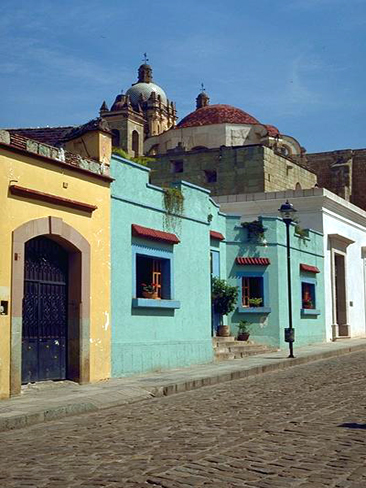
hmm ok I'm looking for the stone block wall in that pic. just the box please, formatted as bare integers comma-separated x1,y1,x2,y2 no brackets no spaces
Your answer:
149,145,265,196
306,149,366,211
264,147,317,192
149,144,317,197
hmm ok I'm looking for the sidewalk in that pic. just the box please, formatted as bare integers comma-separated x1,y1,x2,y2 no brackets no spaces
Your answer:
1,338,366,433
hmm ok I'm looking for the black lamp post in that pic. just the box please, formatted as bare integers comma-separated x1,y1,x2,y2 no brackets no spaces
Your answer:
279,200,297,358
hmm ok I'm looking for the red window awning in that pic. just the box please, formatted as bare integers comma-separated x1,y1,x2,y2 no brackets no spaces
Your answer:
300,264,320,273
236,257,270,266
210,230,225,241
132,224,180,245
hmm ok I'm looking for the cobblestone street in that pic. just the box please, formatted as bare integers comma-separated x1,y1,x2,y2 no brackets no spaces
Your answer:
1,352,366,487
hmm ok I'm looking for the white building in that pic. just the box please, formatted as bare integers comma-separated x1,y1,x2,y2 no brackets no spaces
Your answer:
216,187,366,342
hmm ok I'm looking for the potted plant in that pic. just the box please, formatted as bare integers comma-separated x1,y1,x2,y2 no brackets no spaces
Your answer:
302,290,313,309
237,320,252,341
248,297,263,308
142,283,158,299
211,277,238,337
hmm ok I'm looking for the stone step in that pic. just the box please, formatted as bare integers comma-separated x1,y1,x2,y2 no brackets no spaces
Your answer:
213,337,278,361
215,348,275,361
213,339,266,348
216,345,274,354
213,336,236,343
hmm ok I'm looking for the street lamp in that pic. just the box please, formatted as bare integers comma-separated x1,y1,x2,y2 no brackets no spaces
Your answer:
278,200,297,358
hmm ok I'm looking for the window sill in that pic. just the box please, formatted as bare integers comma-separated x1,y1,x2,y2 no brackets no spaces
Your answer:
132,298,181,309
238,306,271,314
301,308,320,316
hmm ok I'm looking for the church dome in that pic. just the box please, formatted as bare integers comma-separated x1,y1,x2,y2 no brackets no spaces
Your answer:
177,104,260,128
126,82,167,106
265,124,280,137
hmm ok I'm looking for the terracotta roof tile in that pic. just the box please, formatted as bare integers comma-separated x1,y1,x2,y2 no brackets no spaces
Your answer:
236,257,270,266
265,124,280,137
132,224,180,244
300,264,320,273
0,131,111,180
210,230,225,241
7,127,74,146
177,104,260,128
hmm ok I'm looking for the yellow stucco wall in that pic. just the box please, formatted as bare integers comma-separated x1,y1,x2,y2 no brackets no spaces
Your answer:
64,131,112,166
0,147,111,398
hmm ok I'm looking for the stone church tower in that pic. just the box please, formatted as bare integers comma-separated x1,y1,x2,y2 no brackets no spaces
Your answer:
100,60,177,157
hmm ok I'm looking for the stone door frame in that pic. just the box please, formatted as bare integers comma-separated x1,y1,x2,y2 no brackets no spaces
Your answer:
329,233,354,340
11,216,90,396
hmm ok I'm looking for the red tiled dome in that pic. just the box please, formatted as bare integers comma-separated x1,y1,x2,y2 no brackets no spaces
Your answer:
177,104,260,128
265,124,280,137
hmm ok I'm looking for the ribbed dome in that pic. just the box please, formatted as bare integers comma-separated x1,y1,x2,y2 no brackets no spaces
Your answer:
177,104,260,128
126,82,167,106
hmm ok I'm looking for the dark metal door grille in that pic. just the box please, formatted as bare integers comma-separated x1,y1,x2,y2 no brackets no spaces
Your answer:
22,237,68,384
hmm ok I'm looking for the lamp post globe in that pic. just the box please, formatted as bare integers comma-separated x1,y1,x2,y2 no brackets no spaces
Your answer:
278,200,297,224
279,200,297,358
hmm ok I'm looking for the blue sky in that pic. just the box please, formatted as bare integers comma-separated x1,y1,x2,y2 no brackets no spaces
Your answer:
0,0,365,152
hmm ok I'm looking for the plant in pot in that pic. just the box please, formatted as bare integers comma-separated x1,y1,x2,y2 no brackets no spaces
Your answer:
302,290,313,309
211,277,238,337
237,320,252,341
248,297,263,308
142,283,158,299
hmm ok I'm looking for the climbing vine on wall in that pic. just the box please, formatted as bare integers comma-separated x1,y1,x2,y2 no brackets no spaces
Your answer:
163,187,184,234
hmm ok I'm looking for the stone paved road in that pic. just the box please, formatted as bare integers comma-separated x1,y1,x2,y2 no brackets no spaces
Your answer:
1,352,366,487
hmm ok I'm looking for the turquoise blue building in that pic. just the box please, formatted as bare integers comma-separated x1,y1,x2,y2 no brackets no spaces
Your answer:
225,216,326,348
110,155,226,376
110,155,326,377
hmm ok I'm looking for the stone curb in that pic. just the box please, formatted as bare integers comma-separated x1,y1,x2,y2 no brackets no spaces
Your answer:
147,342,366,398
1,342,365,433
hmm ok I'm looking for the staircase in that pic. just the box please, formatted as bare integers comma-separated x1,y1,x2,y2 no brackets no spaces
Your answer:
213,336,278,361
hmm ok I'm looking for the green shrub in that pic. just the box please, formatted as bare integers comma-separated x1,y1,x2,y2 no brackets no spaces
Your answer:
211,277,238,316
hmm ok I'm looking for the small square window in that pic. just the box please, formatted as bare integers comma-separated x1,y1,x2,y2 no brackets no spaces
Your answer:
171,160,183,173
301,282,316,309
136,254,171,299
242,276,264,308
204,170,217,183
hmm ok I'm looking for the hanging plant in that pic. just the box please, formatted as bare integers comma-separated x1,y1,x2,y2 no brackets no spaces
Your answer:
163,187,184,233
242,220,266,241
294,224,309,241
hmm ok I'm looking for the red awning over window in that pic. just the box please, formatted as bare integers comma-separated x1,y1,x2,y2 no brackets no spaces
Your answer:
300,264,320,273
210,230,225,241
132,224,180,245
236,257,270,265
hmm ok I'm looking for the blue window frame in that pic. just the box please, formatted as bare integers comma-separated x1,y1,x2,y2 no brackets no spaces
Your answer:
237,270,271,314
210,250,220,278
300,276,320,316
131,243,180,309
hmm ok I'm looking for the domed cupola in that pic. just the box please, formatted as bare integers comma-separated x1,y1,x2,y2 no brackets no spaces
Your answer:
100,56,177,153
177,104,261,129
138,62,153,83
196,84,210,110
125,57,168,107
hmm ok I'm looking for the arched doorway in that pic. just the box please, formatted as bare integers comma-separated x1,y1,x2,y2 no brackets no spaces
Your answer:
22,236,68,383
11,217,90,395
